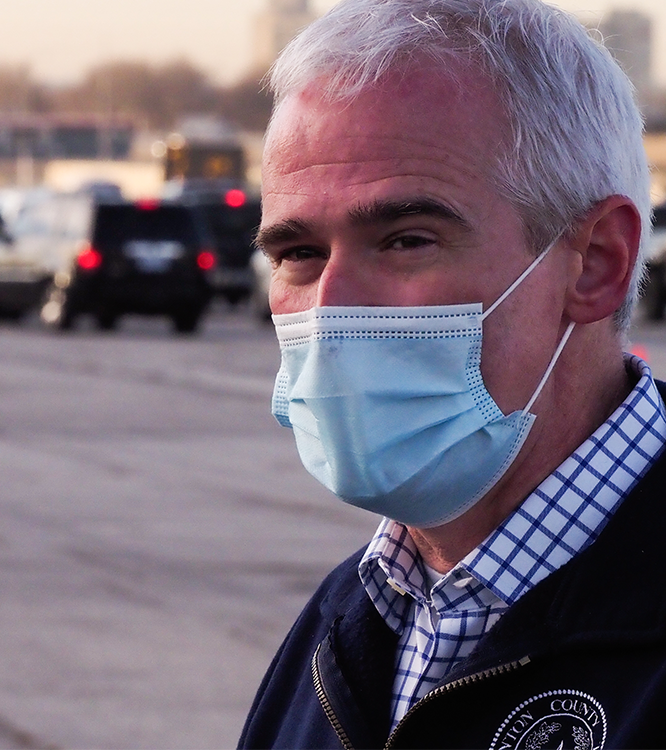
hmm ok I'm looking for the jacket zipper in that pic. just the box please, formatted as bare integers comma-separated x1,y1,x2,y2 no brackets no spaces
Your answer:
312,643,356,750
313,641,530,750
384,655,531,748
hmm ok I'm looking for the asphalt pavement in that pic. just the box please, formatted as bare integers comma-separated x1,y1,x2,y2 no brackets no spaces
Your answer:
0,304,378,749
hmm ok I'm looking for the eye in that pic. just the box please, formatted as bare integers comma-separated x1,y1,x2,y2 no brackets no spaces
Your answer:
271,245,327,266
384,233,438,251
265,244,328,287
284,245,325,261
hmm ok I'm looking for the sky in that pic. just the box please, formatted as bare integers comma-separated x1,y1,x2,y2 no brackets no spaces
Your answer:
0,0,664,88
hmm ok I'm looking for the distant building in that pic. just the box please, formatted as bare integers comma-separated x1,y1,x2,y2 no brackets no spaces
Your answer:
254,0,316,72
599,10,653,100
0,114,134,161
0,113,136,187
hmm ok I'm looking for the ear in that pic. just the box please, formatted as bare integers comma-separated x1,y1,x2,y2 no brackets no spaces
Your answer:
564,195,642,325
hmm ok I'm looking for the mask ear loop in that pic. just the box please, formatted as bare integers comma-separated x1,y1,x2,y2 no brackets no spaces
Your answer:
523,320,576,415
476,239,573,415
480,245,554,322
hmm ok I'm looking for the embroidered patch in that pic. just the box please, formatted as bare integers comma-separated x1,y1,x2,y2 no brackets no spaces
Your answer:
489,689,607,750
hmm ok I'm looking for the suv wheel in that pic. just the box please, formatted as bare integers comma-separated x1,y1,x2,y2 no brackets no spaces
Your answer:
172,309,201,333
96,310,118,331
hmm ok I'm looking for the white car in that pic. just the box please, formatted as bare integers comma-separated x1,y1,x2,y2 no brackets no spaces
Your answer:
250,248,272,322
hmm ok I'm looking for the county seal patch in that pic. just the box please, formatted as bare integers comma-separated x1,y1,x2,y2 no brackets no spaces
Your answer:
489,689,607,750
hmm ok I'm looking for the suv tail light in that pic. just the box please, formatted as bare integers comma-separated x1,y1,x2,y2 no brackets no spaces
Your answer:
224,189,246,208
196,251,216,271
136,198,160,211
77,245,103,271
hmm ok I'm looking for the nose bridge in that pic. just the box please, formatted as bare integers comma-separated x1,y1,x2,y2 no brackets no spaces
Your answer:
316,245,370,307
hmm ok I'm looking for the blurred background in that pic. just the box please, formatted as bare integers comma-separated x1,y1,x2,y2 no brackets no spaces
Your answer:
0,0,664,196
0,1,665,749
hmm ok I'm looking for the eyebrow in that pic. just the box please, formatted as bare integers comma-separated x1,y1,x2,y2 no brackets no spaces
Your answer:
255,197,471,251
254,218,311,250
348,198,471,230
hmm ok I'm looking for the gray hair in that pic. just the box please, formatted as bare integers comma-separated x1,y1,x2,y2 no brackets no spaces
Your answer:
267,0,650,330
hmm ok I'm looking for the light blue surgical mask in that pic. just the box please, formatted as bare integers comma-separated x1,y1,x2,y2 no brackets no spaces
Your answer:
271,247,574,528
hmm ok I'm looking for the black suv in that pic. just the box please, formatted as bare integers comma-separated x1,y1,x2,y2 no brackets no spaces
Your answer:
180,183,261,304
642,203,666,320
42,199,217,332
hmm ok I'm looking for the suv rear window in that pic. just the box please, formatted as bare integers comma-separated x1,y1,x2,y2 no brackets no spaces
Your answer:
195,202,261,235
93,204,201,249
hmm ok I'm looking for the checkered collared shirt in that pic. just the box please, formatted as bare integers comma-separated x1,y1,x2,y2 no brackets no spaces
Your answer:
359,355,666,728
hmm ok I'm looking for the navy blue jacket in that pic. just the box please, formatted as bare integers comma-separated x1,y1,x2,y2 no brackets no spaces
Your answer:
239,406,666,749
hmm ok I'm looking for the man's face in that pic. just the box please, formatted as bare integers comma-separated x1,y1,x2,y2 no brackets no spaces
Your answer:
259,65,570,416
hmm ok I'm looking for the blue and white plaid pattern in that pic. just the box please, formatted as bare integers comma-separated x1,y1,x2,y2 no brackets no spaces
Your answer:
359,355,666,728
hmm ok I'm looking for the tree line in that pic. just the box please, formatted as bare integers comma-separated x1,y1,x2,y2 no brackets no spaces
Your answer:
0,60,273,132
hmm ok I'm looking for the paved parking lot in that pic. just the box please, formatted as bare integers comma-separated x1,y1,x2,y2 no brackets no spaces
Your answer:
0,305,377,749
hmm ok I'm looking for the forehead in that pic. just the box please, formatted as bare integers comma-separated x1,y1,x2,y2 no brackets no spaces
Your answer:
262,64,510,206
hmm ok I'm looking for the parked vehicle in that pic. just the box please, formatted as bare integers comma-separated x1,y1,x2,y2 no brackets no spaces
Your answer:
183,185,261,305
165,138,246,184
642,203,666,320
250,248,272,322
0,240,52,319
0,188,73,319
40,198,217,332
160,120,261,306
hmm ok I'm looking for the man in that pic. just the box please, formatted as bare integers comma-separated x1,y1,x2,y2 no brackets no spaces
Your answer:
239,0,666,747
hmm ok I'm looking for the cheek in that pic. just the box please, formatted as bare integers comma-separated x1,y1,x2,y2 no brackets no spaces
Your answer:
479,332,535,414
269,277,317,314
479,298,565,414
